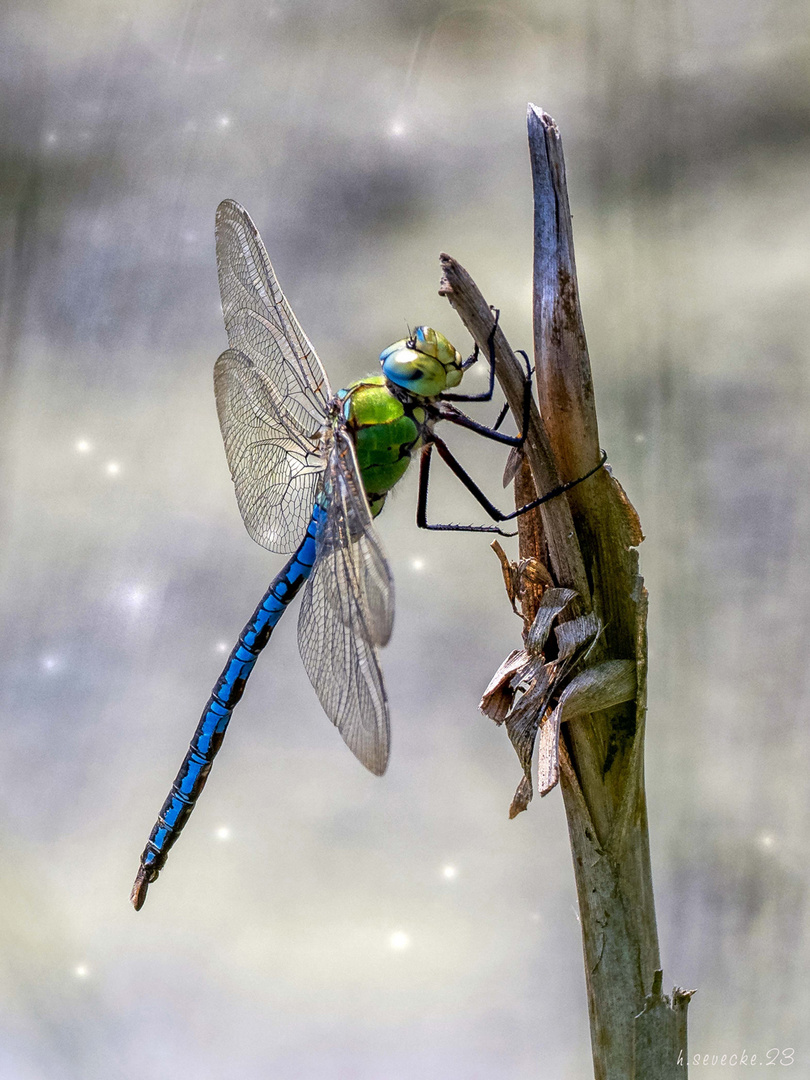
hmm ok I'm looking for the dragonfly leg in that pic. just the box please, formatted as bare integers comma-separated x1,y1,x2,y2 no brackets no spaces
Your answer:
435,364,532,449
437,305,533,448
491,399,510,433
441,312,499,404
416,435,607,534
417,440,515,535
440,308,534,426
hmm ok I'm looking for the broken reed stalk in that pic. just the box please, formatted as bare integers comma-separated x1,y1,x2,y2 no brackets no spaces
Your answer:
438,105,692,1079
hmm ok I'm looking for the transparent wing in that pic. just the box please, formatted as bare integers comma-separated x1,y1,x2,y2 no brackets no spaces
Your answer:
214,349,326,552
297,428,395,775
215,199,331,552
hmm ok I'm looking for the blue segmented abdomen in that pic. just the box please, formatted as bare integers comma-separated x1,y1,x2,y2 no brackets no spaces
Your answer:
130,503,324,910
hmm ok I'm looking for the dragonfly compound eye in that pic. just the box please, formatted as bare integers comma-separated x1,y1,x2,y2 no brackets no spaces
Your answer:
380,327,464,397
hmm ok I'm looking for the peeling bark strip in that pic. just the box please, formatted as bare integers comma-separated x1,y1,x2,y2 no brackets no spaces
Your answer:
479,592,631,814
439,106,690,1079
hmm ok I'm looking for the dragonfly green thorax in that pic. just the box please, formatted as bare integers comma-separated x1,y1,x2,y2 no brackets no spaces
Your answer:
338,376,427,518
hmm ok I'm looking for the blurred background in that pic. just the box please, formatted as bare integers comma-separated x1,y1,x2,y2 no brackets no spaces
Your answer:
1,1,809,1077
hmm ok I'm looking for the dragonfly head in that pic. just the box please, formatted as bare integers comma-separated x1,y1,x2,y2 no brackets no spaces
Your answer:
380,327,464,397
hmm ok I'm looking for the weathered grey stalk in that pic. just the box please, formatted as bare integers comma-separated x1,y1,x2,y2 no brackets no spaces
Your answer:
438,105,691,1079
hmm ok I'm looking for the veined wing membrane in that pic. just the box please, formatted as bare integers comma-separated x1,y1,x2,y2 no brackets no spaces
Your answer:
215,199,331,551
216,199,330,411
297,428,394,775
214,349,325,553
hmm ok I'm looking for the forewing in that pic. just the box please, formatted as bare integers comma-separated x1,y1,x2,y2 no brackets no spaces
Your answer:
214,349,325,553
215,199,332,551
297,430,394,775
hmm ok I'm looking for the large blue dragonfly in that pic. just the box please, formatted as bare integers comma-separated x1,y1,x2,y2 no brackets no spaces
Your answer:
131,200,603,909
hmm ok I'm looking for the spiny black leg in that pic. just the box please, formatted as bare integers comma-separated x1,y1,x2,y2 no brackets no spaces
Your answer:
436,370,532,448
438,342,533,447
492,400,510,432
463,340,480,371
497,448,607,521
416,435,607,533
415,443,431,529
416,441,516,535
440,308,500,405
437,405,523,448
515,349,533,379
513,351,533,447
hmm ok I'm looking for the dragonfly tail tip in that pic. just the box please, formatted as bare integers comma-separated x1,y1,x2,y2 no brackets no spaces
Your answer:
130,870,150,911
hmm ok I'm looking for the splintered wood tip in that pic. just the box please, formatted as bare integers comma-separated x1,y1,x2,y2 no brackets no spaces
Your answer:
438,254,455,296
527,103,558,133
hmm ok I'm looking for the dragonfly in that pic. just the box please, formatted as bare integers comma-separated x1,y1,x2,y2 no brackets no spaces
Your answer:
131,199,604,910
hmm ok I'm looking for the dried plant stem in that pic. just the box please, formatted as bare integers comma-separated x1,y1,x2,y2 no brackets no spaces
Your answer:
438,106,691,1079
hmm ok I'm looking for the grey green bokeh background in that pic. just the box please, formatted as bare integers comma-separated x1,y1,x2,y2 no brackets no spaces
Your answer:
2,1,809,1077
